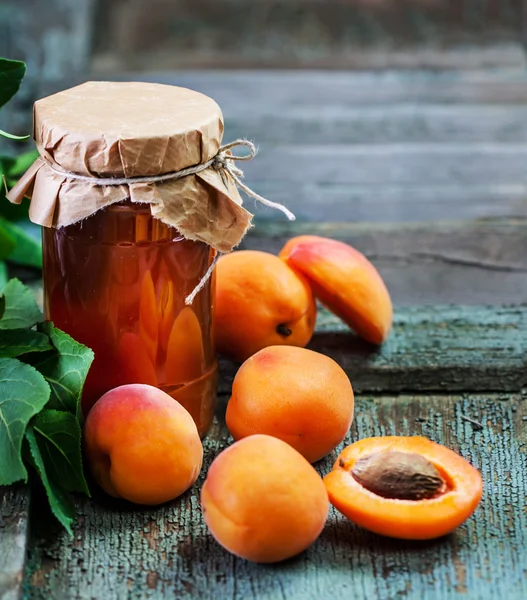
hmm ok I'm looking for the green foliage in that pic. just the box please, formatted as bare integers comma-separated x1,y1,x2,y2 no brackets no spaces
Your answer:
0,279,94,534
0,59,91,533
0,278,42,329
27,322,94,421
25,425,77,534
31,410,90,495
0,357,50,485
0,57,41,276
0,329,52,358
0,58,26,110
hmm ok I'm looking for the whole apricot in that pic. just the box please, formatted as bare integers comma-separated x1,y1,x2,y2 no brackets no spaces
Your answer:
280,235,392,344
215,250,317,362
84,384,203,505
226,346,354,463
201,434,329,563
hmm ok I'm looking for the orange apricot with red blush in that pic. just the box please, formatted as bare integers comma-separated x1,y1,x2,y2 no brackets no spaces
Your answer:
280,235,392,344
324,436,483,540
201,434,329,563
215,250,317,362
84,384,203,505
226,345,354,463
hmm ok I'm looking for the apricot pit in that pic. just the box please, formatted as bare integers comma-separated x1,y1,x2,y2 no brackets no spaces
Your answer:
325,436,483,540
350,451,446,501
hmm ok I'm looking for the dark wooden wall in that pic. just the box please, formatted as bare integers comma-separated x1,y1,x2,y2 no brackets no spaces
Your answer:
0,0,95,142
1,0,527,144
93,0,526,69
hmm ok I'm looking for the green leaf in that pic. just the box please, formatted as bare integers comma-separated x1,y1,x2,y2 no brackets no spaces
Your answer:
0,262,7,289
0,278,42,329
24,322,94,420
0,293,5,319
0,218,16,260
0,58,26,109
6,149,39,177
30,409,90,496
0,129,30,141
0,197,31,222
0,217,42,268
0,329,52,358
0,357,50,485
25,424,75,535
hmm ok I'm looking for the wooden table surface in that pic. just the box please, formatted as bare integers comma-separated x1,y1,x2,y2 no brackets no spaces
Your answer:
2,69,527,600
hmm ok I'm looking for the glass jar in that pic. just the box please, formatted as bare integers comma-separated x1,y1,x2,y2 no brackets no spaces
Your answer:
42,201,217,437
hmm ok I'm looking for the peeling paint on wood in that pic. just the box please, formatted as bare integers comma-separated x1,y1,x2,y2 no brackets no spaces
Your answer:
0,486,30,600
24,394,527,599
219,305,527,394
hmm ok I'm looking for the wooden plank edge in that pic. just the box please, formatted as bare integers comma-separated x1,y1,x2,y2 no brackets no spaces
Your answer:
0,486,31,600
219,305,527,394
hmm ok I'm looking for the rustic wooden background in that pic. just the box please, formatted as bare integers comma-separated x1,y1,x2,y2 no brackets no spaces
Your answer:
1,2,527,598
2,0,527,140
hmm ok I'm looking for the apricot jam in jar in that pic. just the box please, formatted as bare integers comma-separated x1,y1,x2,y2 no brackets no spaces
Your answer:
8,81,253,436
43,203,217,435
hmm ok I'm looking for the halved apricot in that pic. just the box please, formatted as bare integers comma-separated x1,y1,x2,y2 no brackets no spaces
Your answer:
139,270,159,364
324,436,483,540
165,307,205,384
279,235,392,344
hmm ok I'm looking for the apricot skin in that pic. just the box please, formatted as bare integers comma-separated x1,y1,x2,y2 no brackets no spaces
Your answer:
214,250,317,362
201,434,329,563
226,346,354,463
280,235,392,344
84,384,203,505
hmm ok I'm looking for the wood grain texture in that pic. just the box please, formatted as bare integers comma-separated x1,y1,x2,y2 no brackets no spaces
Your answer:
244,182,527,223
44,70,527,107
0,487,30,600
219,306,527,394
222,104,527,145
241,143,527,185
34,70,527,223
91,0,525,70
24,394,527,600
244,219,527,305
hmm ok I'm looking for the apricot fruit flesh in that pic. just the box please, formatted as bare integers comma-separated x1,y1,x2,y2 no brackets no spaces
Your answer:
226,345,354,463
201,434,329,563
280,235,392,344
84,384,203,505
214,250,317,362
325,436,483,540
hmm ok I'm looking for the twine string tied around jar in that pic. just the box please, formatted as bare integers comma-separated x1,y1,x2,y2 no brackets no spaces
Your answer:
43,139,296,305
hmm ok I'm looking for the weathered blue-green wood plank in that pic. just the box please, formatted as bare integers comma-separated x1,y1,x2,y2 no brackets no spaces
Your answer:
24,394,527,599
0,486,30,600
219,305,527,394
244,219,527,306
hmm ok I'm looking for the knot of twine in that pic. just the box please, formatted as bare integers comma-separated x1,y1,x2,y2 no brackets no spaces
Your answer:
44,139,296,305
45,139,296,222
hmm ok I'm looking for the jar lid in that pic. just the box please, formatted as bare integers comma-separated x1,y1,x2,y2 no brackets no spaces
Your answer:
7,82,253,252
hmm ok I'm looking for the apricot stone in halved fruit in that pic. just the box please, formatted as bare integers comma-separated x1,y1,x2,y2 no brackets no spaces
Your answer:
324,436,483,540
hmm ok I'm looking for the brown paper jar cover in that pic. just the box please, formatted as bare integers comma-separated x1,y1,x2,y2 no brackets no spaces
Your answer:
7,81,253,253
